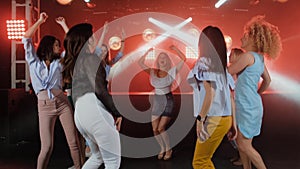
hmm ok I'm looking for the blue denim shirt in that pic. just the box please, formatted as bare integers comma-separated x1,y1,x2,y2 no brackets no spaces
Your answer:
94,47,123,78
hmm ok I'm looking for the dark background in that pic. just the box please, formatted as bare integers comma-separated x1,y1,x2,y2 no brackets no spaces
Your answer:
0,0,300,90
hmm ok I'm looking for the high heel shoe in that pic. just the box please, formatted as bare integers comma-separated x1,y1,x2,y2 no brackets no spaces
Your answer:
163,150,172,160
158,152,164,160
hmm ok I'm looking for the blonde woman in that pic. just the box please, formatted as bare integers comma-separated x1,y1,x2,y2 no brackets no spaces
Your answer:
138,45,186,160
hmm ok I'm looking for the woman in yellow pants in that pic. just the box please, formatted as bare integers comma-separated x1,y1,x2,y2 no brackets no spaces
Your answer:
187,26,237,169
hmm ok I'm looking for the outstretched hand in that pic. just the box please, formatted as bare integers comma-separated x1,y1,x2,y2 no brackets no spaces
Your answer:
55,17,66,25
146,47,154,54
39,12,48,23
103,21,109,34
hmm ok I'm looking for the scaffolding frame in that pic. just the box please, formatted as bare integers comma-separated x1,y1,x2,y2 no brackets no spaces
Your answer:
11,0,40,91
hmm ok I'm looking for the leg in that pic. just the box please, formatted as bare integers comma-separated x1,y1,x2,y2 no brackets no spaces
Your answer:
193,139,215,169
75,93,121,169
151,115,165,159
239,150,251,168
192,116,231,169
74,110,103,169
58,96,81,169
82,139,104,169
36,100,57,169
157,116,172,160
67,95,86,164
93,128,120,169
236,129,267,169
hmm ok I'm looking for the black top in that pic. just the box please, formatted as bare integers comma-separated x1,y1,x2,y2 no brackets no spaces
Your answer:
72,52,121,117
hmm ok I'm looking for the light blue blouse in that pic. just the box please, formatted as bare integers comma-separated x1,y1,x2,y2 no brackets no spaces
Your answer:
22,38,63,99
187,57,235,117
94,47,123,78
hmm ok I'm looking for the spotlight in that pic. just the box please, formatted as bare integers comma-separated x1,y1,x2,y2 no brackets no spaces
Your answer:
109,36,122,50
274,0,288,3
83,0,96,8
142,28,156,42
56,0,73,5
185,46,198,59
224,35,232,51
6,20,26,40
188,28,200,38
215,0,228,8
86,2,96,8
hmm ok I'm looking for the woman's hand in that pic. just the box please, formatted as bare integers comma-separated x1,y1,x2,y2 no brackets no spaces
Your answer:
115,117,122,131
55,17,66,25
227,125,237,140
38,12,48,23
196,120,203,139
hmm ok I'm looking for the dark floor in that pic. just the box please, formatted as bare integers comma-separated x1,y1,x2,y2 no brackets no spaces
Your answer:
0,91,300,169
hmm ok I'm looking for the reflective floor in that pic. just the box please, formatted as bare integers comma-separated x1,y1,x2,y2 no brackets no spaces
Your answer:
0,93,300,169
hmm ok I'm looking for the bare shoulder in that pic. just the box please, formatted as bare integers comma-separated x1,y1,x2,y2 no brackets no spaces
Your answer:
240,52,254,65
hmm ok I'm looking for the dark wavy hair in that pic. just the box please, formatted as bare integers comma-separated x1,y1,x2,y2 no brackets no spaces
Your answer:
36,35,61,62
62,23,93,82
199,26,227,74
101,44,110,65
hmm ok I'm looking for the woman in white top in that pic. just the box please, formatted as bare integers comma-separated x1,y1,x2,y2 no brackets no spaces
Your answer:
138,45,186,160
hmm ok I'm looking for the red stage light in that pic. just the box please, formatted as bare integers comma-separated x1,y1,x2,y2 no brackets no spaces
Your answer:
6,20,26,40
56,0,73,5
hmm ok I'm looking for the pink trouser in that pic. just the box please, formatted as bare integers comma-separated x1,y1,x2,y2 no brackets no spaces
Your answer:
36,90,81,169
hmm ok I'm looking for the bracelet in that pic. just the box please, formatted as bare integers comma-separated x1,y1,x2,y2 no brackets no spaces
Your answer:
196,115,205,122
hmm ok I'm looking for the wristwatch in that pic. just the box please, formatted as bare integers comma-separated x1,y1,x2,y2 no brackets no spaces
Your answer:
196,115,205,122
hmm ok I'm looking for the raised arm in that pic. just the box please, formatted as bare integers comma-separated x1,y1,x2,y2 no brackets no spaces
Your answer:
97,21,108,48
24,12,48,38
228,52,253,75
138,48,153,74
257,65,271,94
111,28,126,65
169,45,186,73
55,17,69,33
119,28,126,53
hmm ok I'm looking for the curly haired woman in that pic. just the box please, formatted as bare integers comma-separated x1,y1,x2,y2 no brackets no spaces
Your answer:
228,15,282,169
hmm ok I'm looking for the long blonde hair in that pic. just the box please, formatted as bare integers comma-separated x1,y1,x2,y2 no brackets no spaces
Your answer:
244,15,282,59
155,52,172,71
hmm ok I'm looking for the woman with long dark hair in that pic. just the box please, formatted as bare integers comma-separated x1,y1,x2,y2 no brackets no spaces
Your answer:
62,23,122,169
22,12,81,169
187,26,237,168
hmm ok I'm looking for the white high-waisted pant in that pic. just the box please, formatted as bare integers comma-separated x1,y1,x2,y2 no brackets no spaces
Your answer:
74,93,121,169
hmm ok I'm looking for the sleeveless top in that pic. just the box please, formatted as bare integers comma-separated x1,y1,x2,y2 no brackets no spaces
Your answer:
235,52,265,138
150,67,176,95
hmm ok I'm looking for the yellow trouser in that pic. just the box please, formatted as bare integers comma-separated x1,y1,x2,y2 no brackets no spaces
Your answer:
192,116,232,169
